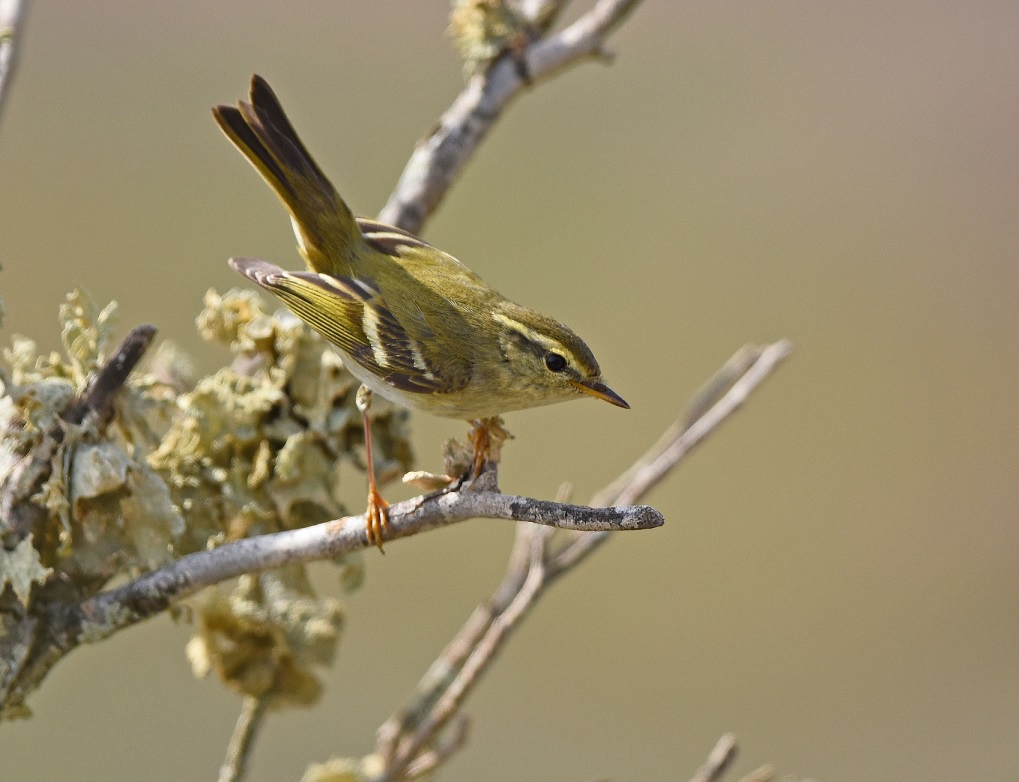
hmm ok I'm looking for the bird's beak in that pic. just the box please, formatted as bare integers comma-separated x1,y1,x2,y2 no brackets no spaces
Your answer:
571,379,630,409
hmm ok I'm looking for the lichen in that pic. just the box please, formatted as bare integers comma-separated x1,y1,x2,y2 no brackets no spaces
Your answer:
1,286,415,718
76,603,136,644
59,287,118,386
185,566,344,707
0,536,53,607
449,0,530,78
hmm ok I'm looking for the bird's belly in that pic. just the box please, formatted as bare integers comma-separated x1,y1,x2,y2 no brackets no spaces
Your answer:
332,348,579,420
333,351,410,406
399,380,577,420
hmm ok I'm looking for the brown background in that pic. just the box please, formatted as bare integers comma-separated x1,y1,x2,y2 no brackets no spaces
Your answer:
3,2,1017,780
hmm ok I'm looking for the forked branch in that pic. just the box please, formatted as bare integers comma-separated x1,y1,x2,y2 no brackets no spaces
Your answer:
379,0,644,234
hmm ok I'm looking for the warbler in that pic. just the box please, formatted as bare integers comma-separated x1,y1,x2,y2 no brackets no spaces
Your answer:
214,75,628,550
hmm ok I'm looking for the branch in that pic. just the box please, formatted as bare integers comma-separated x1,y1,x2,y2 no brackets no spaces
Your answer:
218,695,270,782
550,339,792,575
0,0,27,129
736,767,777,782
64,490,662,644
688,733,738,782
377,523,552,780
63,324,157,427
517,0,571,34
378,0,645,234
0,323,160,716
372,341,791,780
402,714,469,780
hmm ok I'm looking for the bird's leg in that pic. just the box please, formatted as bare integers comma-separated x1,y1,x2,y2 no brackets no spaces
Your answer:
466,416,509,482
356,385,389,552
468,420,491,479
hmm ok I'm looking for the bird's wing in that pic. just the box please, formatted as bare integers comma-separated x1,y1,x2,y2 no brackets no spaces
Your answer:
230,257,471,395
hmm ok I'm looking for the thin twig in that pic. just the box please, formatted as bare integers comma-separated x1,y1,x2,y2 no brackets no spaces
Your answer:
549,339,792,575
402,714,470,780
63,324,157,427
379,0,645,234
519,0,572,34
688,733,738,782
0,0,27,128
603,340,791,507
371,341,791,779
736,766,776,782
217,695,270,782
380,525,550,781
375,522,538,764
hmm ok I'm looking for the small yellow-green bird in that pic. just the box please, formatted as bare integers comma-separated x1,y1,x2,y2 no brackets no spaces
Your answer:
214,76,628,549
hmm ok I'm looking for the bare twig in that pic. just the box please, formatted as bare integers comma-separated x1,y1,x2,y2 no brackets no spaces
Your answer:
379,0,645,234
0,0,27,128
518,0,571,34
402,714,470,780
218,695,270,782
688,733,739,782
736,766,776,782
374,522,539,765
63,324,157,427
550,339,792,575
380,524,551,780
371,341,791,779
517,0,574,32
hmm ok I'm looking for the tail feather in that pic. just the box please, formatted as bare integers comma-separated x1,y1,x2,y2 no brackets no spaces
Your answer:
245,76,333,196
213,102,296,201
213,75,362,275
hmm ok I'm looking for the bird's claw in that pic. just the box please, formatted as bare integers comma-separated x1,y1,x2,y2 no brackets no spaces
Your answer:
365,486,390,553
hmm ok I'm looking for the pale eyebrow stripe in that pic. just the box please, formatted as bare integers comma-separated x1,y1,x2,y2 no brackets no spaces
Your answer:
492,311,545,345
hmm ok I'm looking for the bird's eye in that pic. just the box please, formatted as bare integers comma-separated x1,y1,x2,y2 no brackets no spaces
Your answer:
544,352,567,372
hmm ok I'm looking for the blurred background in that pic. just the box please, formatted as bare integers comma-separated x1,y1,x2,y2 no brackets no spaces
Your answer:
3,1,1018,779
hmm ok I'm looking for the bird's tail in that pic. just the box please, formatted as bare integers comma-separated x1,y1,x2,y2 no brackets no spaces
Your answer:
213,75,363,275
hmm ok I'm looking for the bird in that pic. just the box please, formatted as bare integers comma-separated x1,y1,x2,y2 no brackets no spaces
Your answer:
213,75,628,550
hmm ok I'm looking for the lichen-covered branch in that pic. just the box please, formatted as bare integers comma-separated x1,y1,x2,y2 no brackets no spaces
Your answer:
0,286,661,716
0,289,411,718
379,0,645,234
66,489,661,644
0,317,161,717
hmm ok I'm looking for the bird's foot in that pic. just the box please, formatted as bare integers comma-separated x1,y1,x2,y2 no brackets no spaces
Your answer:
365,484,390,553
